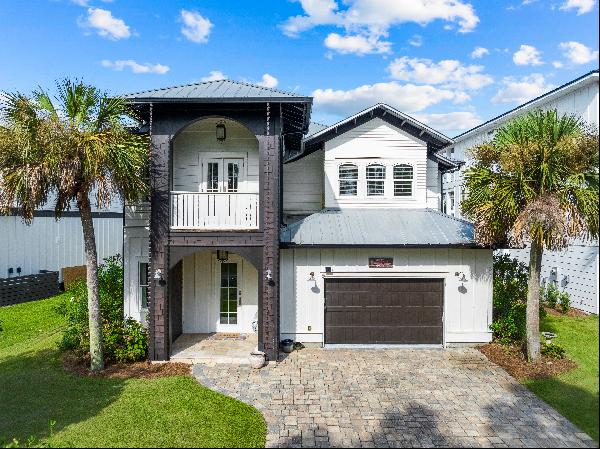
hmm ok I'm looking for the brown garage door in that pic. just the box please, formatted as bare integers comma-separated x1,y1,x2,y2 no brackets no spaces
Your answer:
325,278,443,344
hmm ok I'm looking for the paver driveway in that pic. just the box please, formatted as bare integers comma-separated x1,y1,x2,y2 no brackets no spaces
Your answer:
192,348,597,448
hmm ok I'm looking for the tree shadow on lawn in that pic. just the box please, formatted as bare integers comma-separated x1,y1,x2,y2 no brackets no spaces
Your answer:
0,347,125,445
524,375,599,444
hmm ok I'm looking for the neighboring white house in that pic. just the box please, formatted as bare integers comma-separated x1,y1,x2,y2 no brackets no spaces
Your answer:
441,70,599,314
0,197,123,282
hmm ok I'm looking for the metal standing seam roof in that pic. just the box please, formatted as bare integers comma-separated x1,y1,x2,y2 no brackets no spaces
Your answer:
123,79,311,103
280,209,478,247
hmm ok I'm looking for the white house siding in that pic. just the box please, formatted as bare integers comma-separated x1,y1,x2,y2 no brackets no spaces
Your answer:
500,240,599,314
443,73,599,314
123,203,150,323
181,251,258,334
0,214,122,280
280,247,493,345
172,117,259,193
324,118,429,209
283,149,324,217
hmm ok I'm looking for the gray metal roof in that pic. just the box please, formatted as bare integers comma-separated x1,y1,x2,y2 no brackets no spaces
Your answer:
306,121,329,137
123,79,311,103
281,209,478,247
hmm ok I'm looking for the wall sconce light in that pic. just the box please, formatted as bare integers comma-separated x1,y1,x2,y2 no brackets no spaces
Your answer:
455,271,468,283
308,272,316,282
153,268,166,286
217,250,229,263
216,122,226,142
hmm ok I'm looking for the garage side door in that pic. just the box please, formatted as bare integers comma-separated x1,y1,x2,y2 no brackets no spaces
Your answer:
325,278,443,344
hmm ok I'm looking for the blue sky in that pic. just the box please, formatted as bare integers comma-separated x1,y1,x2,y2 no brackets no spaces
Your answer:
0,0,598,135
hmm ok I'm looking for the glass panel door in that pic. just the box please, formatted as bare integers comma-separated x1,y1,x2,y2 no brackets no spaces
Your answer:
219,262,238,325
224,158,243,192
205,159,222,192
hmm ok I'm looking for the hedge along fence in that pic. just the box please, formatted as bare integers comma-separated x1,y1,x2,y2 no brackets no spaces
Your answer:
0,271,60,307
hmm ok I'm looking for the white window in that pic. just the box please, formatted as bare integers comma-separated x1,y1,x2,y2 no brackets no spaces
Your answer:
139,262,149,309
393,164,413,197
339,163,358,196
366,164,386,196
449,191,455,215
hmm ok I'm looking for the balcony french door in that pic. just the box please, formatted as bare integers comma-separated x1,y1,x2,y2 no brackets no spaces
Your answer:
204,158,244,193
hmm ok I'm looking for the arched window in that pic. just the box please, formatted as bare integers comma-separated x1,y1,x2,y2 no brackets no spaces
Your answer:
366,164,386,196
393,164,413,196
339,163,358,196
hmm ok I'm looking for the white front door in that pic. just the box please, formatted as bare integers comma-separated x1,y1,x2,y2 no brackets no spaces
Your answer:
216,259,242,332
203,158,245,193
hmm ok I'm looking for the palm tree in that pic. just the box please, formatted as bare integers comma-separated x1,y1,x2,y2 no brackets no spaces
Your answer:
0,79,148,371
461,109,598,361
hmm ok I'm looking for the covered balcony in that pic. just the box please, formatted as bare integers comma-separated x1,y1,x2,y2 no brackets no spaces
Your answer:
170,117,260,231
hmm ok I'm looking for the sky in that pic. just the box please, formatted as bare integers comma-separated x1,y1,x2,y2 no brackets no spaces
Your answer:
0,0,598,136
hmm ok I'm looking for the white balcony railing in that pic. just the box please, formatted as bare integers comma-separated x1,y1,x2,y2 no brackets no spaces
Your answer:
170,192,259,230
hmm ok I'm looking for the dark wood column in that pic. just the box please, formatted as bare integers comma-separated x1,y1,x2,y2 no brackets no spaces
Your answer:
148,133,171,361
258,134,280,361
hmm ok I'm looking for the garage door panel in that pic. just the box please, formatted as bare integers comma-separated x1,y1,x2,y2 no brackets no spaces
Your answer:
325,278,443,345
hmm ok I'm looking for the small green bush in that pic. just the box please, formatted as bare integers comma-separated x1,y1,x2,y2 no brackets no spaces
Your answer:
491,254,546,344
55,255,148,363
541,341,567,359
558,291,571,313
542,282,560,308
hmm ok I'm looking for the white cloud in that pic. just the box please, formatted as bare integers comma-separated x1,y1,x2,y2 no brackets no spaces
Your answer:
180,10,213,43
552,60,564,68
470,46,489,59
312,81,467,117
513,44,543,66
559,0,596,14
257,73,279,88
408,34,423,47
387,57,493,90
413,111,482,132
200,70,228,82
282,0,479,54
559,41,599,64
101,60,169,74
492,74,554,104
324,32,391,55
80,7,131,40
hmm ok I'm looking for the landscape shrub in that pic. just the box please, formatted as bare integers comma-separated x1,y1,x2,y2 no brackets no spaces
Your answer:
490,254,546,344
541,341,567,359
542,282,560,308
55,255,148,363
558,291,571,314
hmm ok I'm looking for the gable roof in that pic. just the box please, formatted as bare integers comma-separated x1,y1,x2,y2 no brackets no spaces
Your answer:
286,103,460,171
123,79,312,103
452,70,599,143
280,208,478,247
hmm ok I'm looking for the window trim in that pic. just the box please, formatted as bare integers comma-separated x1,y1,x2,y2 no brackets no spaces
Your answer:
338,162,359,197
139,261,149,310
392,163,414,198
366,163,386,197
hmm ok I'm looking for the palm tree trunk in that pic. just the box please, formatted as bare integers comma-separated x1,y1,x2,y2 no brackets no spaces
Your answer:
77,192,104,371
526,239,543,361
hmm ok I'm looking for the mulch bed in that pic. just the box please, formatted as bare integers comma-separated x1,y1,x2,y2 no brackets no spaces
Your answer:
479,343,577,381
544,306,588,317
63,353,191,379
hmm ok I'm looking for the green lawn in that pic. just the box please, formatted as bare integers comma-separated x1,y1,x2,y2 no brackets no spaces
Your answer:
0,294,266,448
525,313,599,442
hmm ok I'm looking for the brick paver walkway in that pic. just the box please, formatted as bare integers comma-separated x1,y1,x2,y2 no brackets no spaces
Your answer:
192,348,597,448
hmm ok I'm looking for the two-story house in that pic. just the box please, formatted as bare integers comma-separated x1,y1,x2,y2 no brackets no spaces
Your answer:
122,80,493,362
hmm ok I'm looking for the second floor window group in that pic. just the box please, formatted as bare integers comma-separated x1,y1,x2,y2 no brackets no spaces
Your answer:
339,163,414,198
